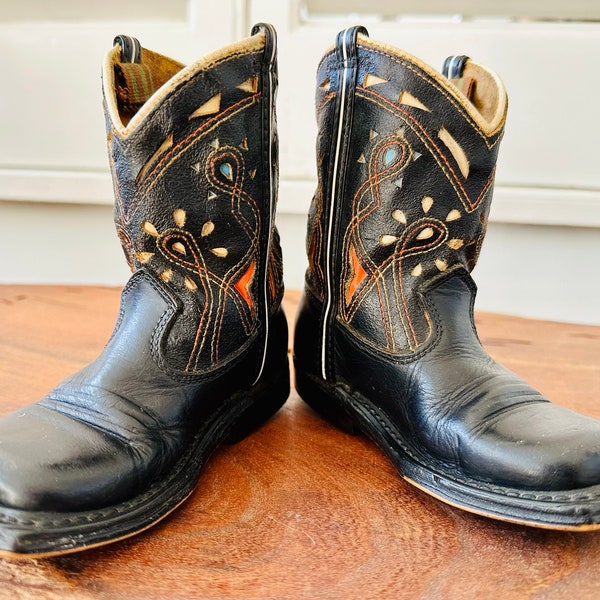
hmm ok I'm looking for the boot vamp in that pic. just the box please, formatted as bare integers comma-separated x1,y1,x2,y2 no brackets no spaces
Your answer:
0,401,150,511
458,393,600,490
0,347,187,513
413,360,600,490
0,271,259,512
413,276,600,490
333,274,600,492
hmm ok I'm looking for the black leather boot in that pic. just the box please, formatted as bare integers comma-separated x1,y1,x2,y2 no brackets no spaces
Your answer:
294,27,600,530
0,24,289,557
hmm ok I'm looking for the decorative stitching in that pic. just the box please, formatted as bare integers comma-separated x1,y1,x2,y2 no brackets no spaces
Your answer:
0,384,268,531
343,385,600,504
357,88,495,214
357,44,505,148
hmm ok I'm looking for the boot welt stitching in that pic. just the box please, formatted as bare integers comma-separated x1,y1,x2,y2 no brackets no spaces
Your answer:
343,387,600,504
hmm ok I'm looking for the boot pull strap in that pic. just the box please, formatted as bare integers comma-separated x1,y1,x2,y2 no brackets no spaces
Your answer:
113,35,142,64
442,54,476,100
112,35,157,122
442,54,469,79
335,25,369,65
251,22,277,69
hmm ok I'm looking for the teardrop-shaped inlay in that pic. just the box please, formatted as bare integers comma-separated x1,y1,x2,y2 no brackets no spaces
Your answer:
141,221,159,237
220,163,233,181
201,221,215,237
435,258,448,271
416,227,434,240
159,269,173,282
421,196,434,213
384,148,397,165
136,251,154,264
446,209,461,222
211,247,228,258
392,209,407,224
173,209,186,227
411,263,423,277
184,276,197,291
447,238,464,249
380,235,398,246
172,242,186,255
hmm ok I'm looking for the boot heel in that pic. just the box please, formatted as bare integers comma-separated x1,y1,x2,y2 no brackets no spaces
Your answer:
225,371,290,444
295,370,361,435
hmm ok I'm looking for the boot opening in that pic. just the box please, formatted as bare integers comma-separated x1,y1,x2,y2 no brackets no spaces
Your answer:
111,47,184,127
451,61,506,133
359,36,507,136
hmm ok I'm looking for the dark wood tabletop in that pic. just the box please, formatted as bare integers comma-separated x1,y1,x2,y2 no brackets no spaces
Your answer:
0,285,599,599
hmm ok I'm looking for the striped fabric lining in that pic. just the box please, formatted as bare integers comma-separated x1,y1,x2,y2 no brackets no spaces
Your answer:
115,62,158,106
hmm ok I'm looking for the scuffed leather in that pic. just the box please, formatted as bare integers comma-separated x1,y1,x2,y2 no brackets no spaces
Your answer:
0,27,289,515
295,29,600,495
297,276,600,490
0,271,289,511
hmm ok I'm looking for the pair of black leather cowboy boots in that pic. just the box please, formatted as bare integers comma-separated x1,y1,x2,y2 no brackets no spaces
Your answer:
0,24,599,557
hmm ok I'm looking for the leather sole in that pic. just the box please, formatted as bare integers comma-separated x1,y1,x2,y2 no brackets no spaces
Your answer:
0,369,290,558
296,370,600,531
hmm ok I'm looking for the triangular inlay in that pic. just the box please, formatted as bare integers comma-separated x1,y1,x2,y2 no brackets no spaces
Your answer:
399,90,430,112
319,77,331,91
363,73,388,88
236,77,258,93
189,93,221,119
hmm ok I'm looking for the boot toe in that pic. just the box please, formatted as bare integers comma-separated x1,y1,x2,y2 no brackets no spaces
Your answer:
0,403,143,512
460,401,600,491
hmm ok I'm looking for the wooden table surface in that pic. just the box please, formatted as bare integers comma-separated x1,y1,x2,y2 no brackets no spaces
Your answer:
0,285,599,600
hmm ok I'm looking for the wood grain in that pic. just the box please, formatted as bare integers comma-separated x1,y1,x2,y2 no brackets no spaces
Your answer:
0,285,599,599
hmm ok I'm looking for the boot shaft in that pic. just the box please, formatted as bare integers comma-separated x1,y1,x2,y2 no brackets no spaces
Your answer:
306,27,507,359
102,26,283,377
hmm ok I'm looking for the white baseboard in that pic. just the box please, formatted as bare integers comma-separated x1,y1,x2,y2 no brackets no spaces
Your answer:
1,168,598,228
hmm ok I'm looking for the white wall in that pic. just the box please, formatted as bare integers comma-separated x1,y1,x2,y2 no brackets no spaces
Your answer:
0,1,598,325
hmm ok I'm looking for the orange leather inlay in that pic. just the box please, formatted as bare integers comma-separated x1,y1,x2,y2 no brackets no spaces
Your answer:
235,261,256,308
347,245,367,304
